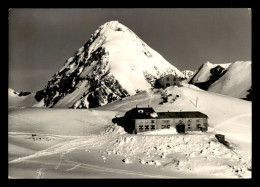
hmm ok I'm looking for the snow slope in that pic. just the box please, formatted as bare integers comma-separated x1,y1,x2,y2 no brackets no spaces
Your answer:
8,107,117,136
8,88,36,107
9,105,251,178
35,21,183,109
208,61,251,99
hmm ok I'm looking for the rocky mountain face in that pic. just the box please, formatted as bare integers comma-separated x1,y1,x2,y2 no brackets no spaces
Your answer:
34,21,184,109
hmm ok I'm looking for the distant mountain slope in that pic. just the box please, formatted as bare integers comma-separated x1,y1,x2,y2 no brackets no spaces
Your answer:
208,61,251,99
189,61,251,99
8,88,36,107
34,21,184,109
189,61,231,84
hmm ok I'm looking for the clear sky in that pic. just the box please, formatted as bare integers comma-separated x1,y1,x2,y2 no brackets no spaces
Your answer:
9,8,251,92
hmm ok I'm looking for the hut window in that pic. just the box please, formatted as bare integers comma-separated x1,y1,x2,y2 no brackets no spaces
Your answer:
138,110,144,113
151,120,155,123
151,125,155,130
197,124,201,128
188,123,191,127
166,77,169,81
188,126,192,129
162,125,170,129
162,120,170,123
139,125,143,130
188,119,192,122
174,77,176,81
145,125,149,130
197,119,201,122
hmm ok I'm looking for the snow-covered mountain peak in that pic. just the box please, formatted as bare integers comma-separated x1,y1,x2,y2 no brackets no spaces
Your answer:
35,21,183,109
204,61,212,66
98,20,126,34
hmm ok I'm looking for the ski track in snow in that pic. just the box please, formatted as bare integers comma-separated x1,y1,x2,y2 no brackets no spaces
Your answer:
9,132,176,178
9,125,250,178
9,136,106,164
8,131,87,139
64,160,175,178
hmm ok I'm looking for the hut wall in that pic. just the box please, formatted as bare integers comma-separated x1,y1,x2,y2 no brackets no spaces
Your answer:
157,118,174,129
135,119,157,132
134,116,208,133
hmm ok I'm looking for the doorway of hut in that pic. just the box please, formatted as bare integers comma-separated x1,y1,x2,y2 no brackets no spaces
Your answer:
176,123,185,133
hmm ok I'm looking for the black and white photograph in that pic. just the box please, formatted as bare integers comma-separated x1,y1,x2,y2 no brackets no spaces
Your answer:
8,8,252,179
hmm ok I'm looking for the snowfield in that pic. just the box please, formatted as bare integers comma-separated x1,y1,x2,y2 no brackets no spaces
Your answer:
8,85,251,178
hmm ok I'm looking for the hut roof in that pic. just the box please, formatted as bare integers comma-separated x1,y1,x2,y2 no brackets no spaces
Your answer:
156,111,208,118
124,107,208,119
124,107,156,119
